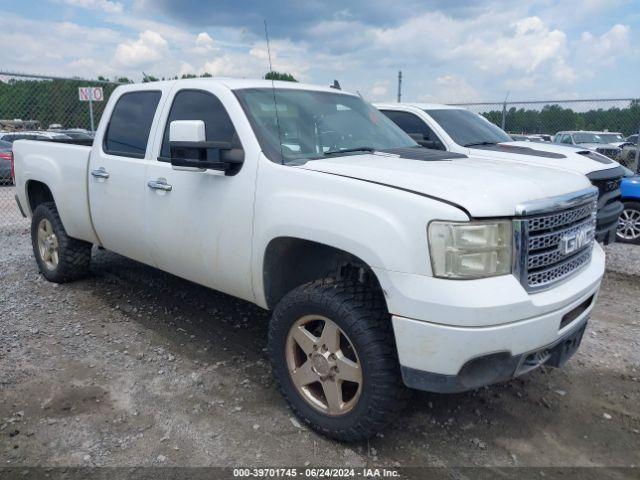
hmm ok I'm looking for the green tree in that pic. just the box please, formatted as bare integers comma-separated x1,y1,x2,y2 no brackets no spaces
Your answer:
142,73,159,83
264,71,297,82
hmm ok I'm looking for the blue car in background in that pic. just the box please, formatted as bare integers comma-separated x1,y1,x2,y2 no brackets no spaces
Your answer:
617,176,640,244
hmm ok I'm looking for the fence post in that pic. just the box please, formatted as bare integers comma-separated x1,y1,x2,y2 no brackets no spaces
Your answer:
501,101,507,131
635,123,640,173
88,91,95,132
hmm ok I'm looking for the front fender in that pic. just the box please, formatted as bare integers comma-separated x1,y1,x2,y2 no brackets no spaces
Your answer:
252,159,468,308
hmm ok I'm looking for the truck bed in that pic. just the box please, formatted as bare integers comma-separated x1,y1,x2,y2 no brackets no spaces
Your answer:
13,139,99,244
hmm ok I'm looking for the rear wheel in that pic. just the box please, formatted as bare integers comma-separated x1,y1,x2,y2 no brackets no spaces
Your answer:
616,201,640,244
31,202,92,282
268,278,408,441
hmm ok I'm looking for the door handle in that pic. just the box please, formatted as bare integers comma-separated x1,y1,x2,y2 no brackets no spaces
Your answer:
91,167,110,179
147,178,172,192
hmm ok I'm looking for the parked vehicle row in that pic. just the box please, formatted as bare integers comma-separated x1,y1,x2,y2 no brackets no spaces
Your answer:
0,130,72,143
376,102,625,244
12,79,608,441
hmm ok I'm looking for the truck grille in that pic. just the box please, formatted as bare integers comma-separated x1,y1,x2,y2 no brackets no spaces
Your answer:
515,190,598,292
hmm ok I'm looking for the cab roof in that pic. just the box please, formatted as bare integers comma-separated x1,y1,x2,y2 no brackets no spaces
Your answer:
115,77,355,96
374,102,465,111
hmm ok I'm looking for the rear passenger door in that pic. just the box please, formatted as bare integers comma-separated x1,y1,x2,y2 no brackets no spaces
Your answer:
88,88,164,264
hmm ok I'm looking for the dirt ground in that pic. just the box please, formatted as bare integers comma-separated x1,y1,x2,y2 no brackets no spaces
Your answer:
1,221,639,469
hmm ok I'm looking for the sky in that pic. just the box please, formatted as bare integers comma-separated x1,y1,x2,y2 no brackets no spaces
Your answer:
0,0,638,103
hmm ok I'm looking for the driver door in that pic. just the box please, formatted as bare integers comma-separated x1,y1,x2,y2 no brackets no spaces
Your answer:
145,85,257,302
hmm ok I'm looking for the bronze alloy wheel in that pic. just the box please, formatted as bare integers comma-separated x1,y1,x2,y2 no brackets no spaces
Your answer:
37,218,59,270
285,314,363,416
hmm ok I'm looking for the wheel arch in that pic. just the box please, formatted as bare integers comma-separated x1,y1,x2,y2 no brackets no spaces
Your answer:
26,180,55,214
261,236,385,310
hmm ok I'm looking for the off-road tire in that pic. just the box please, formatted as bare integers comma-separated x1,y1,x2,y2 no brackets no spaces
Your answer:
268,278,409,441
31,202,92,282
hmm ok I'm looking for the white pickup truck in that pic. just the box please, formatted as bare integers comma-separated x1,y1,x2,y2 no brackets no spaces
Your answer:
14,79,604,441
376,102,625,245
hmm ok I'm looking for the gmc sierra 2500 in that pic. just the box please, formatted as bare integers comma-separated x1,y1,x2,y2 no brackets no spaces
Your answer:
14,79,604,441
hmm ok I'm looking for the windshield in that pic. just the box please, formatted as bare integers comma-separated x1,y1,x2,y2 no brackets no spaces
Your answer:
573,132,621,144
425,109,512,146
234,88,416,164
597,133,624,143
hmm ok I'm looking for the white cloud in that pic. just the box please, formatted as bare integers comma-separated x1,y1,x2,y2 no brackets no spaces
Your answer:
418,75,480,103
577,24,630,65
113,30,169,69
370,80,389,99
196,32,214,48
178,61,195,77
56,0,123,13
191,32,215,55
202,54,254,77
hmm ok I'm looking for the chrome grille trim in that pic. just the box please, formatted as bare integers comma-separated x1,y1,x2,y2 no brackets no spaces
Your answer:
527,203,595,233
528,217,595,251
527,248,593,288
514,187,599,292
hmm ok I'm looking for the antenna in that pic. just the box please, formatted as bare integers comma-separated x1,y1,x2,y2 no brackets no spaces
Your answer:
264,19,285,164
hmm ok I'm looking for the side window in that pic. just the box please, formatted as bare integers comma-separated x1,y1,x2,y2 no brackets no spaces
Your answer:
103,91,161,158
160,89,238,160
381,110,433,139
561,135,572,144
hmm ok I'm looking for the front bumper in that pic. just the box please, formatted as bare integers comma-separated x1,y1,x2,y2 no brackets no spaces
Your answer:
400,317,588,393
373,242,604,392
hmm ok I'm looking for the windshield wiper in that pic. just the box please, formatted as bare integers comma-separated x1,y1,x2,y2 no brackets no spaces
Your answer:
324,146,376,156
463,141,498,147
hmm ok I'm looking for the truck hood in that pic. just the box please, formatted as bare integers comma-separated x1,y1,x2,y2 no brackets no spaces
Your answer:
468,141,619,175
298,153,591,217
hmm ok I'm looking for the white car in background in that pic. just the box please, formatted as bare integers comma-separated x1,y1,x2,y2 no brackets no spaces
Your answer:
376,102,626,244
554,131,623,159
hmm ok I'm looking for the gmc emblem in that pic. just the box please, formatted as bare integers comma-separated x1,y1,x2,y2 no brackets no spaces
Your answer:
559,225,594,256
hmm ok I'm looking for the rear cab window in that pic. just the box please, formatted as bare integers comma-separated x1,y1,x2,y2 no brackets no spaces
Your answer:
103,91,162,158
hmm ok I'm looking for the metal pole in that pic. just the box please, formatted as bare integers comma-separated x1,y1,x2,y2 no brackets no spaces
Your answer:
88,89,95,132
501,101,507,131
397,71,402,103
635,123,640,174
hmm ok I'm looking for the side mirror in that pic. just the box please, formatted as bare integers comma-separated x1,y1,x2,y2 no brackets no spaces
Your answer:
168,120,244,173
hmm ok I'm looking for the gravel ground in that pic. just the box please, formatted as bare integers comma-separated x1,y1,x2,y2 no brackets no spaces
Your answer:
0,185,26,228
1,224,639,469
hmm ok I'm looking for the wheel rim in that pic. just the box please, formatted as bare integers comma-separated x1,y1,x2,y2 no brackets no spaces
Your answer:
37,218,59,270
617,208,640,241
285,315,363,416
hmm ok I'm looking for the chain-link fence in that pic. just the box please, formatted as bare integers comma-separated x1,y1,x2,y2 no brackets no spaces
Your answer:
0,70,639,226
453,98,640,171
0,71,122,227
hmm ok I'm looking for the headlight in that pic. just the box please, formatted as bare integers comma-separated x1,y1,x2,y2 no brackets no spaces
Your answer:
428,221,512,279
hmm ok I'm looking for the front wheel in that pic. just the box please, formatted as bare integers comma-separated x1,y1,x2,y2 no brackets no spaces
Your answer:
616,201,640,244
268,279,408,441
